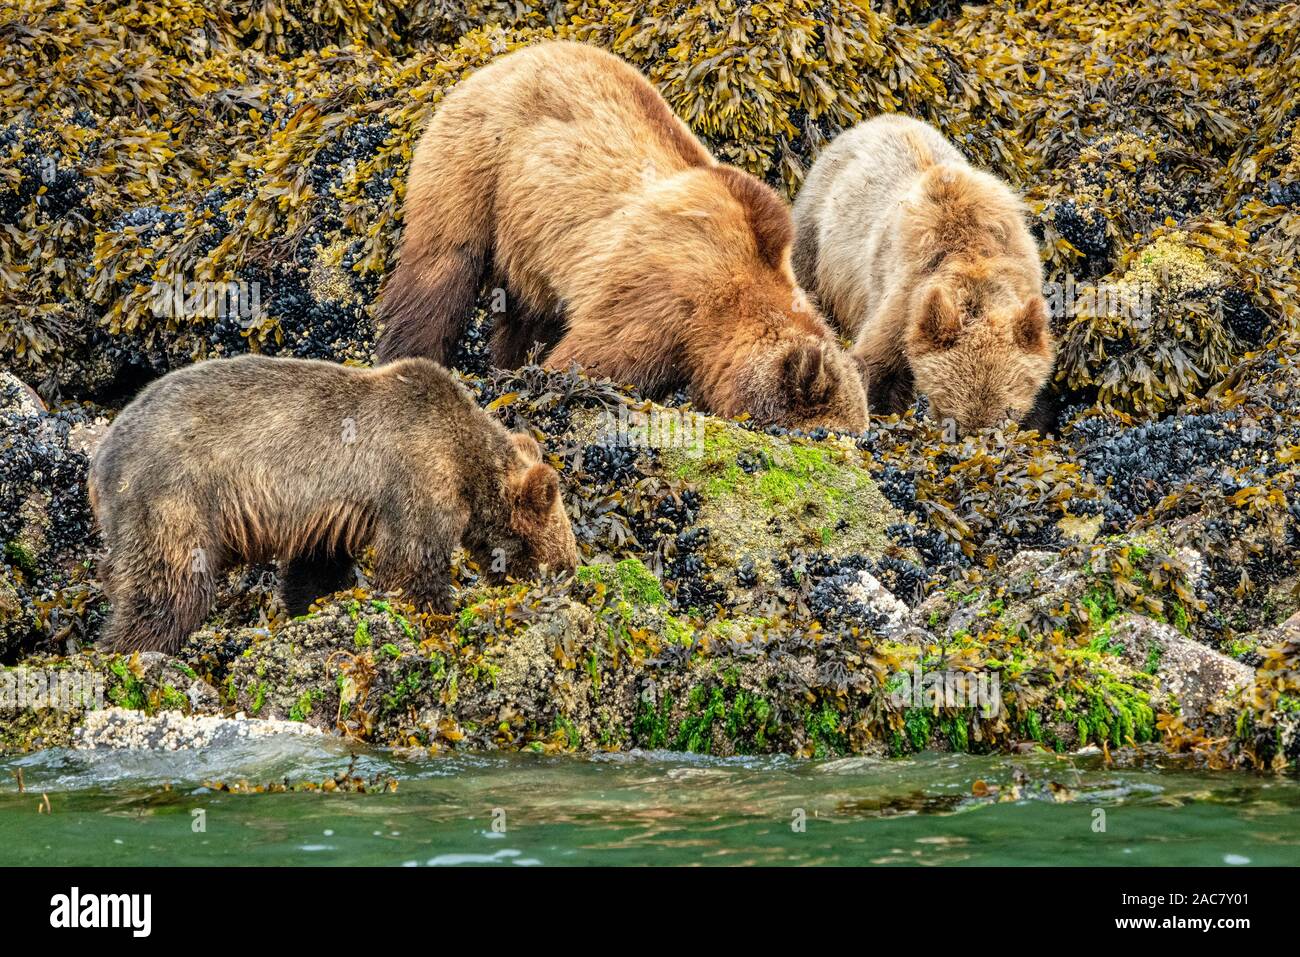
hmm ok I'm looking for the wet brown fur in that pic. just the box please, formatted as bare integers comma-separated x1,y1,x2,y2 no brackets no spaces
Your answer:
89,355,577,654
377,40,867,432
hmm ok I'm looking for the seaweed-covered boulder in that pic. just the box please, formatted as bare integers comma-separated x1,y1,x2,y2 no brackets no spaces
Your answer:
174,553,1171,759
220,596,435,740
1030,132,1219,281
0,648,217,751
913,538,1205,643
568,405,904,596
0,371,103,660
1220,613,1300,770
1107,615,1252,731
1057,225,1283,416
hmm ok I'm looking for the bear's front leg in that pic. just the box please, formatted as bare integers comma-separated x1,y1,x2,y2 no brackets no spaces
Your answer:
381,568,454,616
370,530,456,616
101,564,218,655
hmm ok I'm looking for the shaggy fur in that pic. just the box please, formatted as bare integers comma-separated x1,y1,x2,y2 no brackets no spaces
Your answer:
89,355,577,654
377,40,868,432
793,114,1054,431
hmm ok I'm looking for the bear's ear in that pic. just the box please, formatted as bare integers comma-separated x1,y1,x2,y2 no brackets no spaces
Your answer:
914,286,961,352
509,431,543,464
781,342,838,410
514,462,559,521
1013,295,1049,353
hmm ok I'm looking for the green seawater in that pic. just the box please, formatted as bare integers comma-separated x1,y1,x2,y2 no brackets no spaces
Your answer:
1,739,1297,866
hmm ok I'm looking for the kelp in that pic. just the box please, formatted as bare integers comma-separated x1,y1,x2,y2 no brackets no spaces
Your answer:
3,0,1296,404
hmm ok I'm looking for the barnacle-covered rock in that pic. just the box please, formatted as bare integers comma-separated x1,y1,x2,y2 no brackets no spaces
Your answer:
0,660,102,751
1107,615,1252,732
220,595,430,736
75,706,322,751
0,648,214,751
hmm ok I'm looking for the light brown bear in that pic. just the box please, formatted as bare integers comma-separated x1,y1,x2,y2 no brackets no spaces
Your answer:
89,355,577,654
793,114,1053,432
377,40,868,433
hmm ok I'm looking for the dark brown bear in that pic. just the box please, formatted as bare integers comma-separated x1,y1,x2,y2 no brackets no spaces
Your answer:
89,354,577,654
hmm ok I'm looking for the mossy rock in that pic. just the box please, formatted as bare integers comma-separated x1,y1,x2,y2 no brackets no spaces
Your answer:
572,405,902,590
575,558,666,607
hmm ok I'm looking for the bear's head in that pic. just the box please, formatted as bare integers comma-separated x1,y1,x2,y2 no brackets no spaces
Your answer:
485,432,578,581
663,165,870,432
737,337,870,433
905,275,1054,433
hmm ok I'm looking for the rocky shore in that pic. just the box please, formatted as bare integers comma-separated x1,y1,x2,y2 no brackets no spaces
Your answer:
2,1,1299,769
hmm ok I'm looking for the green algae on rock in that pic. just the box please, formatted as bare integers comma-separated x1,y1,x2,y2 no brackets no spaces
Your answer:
571,406,902,592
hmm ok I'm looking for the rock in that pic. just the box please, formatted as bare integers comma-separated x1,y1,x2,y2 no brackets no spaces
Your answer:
0,565,26,650
67,417,110,457
76,707,322,750
0,658,105,751
186,678,221,713
0,373,45,416
1218,612,1300,769
910,549,1076,641
571,406,906,588
1277,611,1300,637
844,570,910,636
0,370,100,658
1108,614,1252,727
